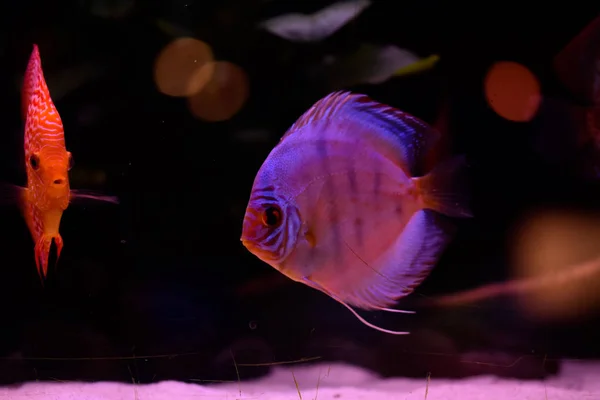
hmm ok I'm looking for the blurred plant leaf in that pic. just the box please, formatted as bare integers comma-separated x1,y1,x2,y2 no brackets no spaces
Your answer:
327,43,436,90
259,0,371,42
393,54,440,77
553,14,600,106
156,19,195,38
79,0,135,19
551,15,600,181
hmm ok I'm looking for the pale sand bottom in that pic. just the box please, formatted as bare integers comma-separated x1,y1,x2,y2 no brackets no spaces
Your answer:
1,361,598,399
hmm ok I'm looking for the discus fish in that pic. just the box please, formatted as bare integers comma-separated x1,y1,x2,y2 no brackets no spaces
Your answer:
1,44,118,282
241,91,472,335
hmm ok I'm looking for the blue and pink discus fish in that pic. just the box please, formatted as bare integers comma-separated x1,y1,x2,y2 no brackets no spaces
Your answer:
241,91,472,335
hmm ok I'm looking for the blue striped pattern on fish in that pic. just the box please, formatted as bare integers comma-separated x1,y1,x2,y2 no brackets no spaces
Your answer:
242,185,302,263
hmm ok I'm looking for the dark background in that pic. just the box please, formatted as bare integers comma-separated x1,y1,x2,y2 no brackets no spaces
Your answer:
0,0,599,385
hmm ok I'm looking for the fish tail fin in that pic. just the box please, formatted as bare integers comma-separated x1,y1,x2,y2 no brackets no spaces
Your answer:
413,155,473,218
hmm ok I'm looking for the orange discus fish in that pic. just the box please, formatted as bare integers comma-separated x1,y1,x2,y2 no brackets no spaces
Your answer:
241,91,472,335
1,44,119,282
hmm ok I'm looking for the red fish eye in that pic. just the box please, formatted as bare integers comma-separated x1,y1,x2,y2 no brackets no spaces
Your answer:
67,153,74,170
262,206,282,227
29,154,40,170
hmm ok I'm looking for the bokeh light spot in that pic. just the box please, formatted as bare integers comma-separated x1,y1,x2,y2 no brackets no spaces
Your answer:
484,61,541,122
154,37,214,97
187,61,249,122
511,210,600,321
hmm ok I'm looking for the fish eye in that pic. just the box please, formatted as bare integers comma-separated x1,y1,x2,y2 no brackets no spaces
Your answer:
262,206,282,227
29,153,40,170
67,152,74,171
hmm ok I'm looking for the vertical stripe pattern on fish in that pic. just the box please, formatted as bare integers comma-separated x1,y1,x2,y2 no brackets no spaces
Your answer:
241,91,472,335
0,44,119,282
22,44,72,280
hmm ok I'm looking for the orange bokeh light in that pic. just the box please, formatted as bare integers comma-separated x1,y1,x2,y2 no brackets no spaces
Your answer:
187,61,249,122
154,37,215,97
511,210,600,321
484,61,541,122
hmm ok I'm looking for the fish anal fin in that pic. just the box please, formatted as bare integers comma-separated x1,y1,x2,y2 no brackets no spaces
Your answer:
53,234,63,266
336,209,455,311
34,234,53,281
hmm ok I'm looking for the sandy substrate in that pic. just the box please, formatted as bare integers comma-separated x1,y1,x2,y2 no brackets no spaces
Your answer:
1,360,598,399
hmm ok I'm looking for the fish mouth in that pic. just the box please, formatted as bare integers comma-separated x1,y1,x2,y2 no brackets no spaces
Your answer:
241,237,269,260
240,237,254,250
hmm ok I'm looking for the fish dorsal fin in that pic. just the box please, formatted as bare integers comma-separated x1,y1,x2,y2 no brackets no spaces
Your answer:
280,91,439,176
22,44,63,138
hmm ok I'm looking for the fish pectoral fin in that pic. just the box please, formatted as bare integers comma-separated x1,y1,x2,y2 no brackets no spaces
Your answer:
339,209,455,312
301,276,411,335
70,189,119,205
304,230,316,248
0,183,27,207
